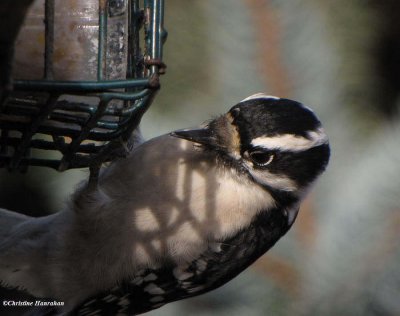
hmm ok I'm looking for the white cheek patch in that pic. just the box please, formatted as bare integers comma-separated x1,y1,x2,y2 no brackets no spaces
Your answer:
251,127,328,152
247,167,298,192
240,93,280,102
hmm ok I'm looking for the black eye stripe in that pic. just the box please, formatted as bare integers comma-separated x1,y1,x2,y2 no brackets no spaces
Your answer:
263,144,330,185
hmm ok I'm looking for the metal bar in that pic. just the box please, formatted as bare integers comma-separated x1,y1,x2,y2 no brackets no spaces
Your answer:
151,0,161,61
50,112,119,131
49,112,89,126
95,121,119,130
146,0,165,74
98,0,108,80
129,0,143,79
13,78,150,91
120,90,156,142
9,94,59,170
58,98,110,170
44,0,55,79
124,0,144,124
0,120,124,142
53,101,96,114
99,87,150,101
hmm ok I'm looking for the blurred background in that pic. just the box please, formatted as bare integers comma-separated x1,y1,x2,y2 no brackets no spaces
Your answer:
1,0,400,315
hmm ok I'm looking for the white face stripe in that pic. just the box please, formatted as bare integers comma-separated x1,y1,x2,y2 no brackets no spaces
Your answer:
240,93,280,102
251,127,328,152
249,169,298,192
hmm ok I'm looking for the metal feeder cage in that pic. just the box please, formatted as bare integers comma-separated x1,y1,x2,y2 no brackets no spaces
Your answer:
0,0,167,172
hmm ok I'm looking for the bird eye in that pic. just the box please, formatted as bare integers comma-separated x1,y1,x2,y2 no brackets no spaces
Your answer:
249,151,274,166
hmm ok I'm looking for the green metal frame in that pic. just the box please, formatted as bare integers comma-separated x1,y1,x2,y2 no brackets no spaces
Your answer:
0,0,167,172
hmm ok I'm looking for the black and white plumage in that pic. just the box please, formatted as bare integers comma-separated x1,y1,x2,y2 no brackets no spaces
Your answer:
0,93,330,315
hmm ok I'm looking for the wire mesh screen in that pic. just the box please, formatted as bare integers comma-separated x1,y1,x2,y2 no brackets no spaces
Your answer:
0,0,166,172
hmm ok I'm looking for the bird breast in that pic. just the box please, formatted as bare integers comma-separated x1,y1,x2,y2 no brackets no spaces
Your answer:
98,135,276,267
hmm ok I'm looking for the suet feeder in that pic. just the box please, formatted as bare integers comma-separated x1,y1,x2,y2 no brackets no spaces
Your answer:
0,0,167,173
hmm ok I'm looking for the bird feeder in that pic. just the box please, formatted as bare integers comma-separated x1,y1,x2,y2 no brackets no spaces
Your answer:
0,0,167,173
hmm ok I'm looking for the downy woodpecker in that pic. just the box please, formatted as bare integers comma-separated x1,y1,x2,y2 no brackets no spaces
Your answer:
0,93,330,315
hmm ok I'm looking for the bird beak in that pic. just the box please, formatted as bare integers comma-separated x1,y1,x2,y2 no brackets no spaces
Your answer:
170,128,215,147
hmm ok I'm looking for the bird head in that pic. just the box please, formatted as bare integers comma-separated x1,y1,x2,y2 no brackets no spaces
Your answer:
172,93,330,205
